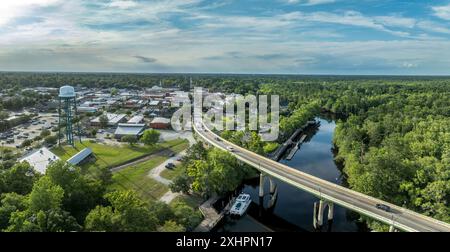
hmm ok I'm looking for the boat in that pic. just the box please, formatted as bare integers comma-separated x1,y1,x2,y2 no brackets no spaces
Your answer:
229,193,252,216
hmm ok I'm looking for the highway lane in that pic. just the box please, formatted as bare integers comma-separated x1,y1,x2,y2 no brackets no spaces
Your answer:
193,121,450,232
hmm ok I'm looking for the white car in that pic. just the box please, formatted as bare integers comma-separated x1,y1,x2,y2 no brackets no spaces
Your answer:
227,146,235,152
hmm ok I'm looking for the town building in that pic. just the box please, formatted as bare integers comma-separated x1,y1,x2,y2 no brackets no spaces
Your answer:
114,123,147,139
67,148,94,166
90,113,127,127
150,117,171,129
127,115,144,124
19,147,60,174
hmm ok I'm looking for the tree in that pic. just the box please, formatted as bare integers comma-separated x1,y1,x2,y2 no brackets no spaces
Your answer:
171,201,202,230
169,174,191,194
29,176,64,212
111,88,118,96
99,114,109,128
45,161,106,222
85,190,158,232
0,193,27,230
5,176,81,232
40,129,51,138
91,128,98,138
20,139,32,148
141,129,160,146
1,162,39,195
121,135,137,146
44,135,57,145
157,220,185,232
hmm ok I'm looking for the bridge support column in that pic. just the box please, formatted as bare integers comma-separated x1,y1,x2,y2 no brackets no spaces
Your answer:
269,178,276,194
259,173,265,197
313,200,334,229
389,225,396,232
327,202,334,220
317,200,325,226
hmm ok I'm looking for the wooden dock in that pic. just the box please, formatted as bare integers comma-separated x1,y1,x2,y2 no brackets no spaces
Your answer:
194,196,234,232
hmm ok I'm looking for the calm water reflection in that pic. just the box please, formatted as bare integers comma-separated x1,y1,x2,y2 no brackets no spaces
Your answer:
218,117,365,232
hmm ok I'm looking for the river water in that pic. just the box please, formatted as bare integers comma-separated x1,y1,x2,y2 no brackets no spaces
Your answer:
217,117,367,232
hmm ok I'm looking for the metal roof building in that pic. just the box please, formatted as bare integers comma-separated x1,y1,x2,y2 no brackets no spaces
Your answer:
19,147,60,174
114,123,147,139
91,113,127,126
127,115,144,124
67,148,93,166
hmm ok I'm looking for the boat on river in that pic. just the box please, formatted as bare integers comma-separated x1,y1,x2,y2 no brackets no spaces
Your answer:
229,193,252,216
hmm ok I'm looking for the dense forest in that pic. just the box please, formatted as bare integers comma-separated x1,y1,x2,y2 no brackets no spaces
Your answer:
1,72,449,231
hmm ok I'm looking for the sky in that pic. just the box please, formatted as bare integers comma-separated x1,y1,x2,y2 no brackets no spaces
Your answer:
1,0,450,75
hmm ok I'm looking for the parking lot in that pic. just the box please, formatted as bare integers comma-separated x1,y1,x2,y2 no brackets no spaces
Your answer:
0,113,59,148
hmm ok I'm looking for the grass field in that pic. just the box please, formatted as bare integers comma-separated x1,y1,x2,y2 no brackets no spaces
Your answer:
109,157,170,201
170,194,204,209
160,163,185,180
51,138,187,170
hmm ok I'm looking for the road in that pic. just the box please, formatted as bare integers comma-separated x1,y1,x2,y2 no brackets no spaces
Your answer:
193,121,450,232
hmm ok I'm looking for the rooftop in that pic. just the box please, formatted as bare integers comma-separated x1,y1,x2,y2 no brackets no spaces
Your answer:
19,147,60,174
151,117,171,124
67,148,93,166
115,123,146,136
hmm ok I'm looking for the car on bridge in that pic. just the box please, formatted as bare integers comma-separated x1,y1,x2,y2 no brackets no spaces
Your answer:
376,204,391,212
227,146,235,152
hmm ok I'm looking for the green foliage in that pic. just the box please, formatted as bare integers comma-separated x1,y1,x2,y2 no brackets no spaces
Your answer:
99,114,109,128
141,129,160,146
121,135,137,146
84,190,158,232
44,135,57,145
40,129,51,138
0,162,40,195
158,220,185,232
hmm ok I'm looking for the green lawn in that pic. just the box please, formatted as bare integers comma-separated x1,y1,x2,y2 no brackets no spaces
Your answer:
51,138,188,170
160,163,185,180
170,194,204,209
109,157,169,201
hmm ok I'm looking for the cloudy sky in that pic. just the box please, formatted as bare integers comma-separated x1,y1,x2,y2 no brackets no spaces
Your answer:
1,0,450,74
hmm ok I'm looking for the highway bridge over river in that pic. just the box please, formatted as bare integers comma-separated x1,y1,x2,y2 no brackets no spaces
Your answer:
193,120,450,232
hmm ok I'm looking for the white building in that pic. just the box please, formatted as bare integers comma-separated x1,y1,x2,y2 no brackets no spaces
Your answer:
19,147,60,174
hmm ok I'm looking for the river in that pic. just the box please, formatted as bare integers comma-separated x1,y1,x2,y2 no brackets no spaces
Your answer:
216,117,368,232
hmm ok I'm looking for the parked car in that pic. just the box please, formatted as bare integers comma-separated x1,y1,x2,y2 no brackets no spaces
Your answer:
165,163,175,169
376,204,391,212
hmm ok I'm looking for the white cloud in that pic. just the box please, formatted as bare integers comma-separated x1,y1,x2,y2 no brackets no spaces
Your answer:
107,0,138,9
0,0,60,26
432,4,450,20
282,0,335,6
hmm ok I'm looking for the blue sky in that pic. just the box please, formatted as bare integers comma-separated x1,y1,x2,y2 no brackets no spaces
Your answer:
2,0,450,74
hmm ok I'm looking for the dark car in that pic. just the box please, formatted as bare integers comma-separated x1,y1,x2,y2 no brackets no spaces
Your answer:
376,204,391,212
165,163,175,169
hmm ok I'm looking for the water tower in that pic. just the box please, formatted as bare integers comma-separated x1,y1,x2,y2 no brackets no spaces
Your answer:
58,85,81,146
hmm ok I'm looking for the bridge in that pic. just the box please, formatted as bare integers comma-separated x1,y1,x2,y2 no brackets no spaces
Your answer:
192,120,450,232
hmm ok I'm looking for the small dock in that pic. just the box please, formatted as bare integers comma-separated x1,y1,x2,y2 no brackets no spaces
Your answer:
194,196,234,232
271,120,317,161
285,134,307,160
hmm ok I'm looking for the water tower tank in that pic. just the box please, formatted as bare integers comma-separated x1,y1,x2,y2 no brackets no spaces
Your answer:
59,85,75,98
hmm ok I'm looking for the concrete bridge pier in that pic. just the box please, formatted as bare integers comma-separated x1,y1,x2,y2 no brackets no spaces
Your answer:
259,173,265,197
313,200,334,230
269,178,276,194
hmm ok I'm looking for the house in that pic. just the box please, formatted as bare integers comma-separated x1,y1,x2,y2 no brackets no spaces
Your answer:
114,123,147,139
150,117,171,129
19,147,60,174
90,113,127,127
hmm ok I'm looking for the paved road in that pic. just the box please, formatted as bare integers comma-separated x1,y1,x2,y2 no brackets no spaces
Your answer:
193,121,450,232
